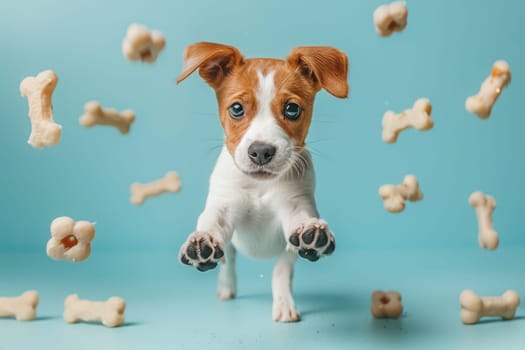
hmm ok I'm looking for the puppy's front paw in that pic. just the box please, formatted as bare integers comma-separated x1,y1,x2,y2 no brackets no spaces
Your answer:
288,219,335,262
179,232,224,272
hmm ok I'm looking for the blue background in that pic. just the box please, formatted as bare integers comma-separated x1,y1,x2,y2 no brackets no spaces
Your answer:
1,0,524,349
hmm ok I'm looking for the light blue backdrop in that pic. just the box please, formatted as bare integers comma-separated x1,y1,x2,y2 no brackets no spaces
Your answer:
1,0,523,253
1,1,525,349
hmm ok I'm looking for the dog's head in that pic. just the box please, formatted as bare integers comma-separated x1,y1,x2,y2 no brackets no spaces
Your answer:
177,42,349,179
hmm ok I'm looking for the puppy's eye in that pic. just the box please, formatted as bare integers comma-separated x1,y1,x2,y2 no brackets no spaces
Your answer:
283,103,301,121
228,103,245,119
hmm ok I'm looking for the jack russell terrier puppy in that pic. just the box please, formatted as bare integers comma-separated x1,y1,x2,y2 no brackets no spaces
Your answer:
176,42,349,322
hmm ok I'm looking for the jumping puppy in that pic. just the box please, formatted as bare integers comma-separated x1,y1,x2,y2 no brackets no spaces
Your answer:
176,42,349,322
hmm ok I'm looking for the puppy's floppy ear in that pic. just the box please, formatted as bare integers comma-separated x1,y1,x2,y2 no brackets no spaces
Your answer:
176,42,244,89
287,46,349,98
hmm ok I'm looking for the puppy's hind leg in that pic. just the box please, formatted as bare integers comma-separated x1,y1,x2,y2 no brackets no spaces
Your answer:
272,251,300,322
217,243,237,300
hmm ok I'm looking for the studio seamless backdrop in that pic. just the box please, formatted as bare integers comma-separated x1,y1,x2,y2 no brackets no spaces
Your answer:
1,0,524,254
1,1,525,349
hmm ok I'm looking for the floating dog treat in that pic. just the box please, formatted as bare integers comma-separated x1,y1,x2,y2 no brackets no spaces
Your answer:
371,290,403,318
469,191,499,250
379,175,422,213
466,61,511,119
382,98,433,143
20,70,62,148
131,171,181,205
79,101,135,134
122,23,166,63
460,290,520,324
373,1,408,37
46,216,95,262
0,291,39,321
64,294,125,328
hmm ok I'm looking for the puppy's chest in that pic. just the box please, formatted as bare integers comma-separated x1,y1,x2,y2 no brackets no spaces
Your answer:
239,190,278,227
233,189,285,258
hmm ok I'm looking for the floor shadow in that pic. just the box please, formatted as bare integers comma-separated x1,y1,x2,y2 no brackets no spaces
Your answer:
235,293,271,302
0,316,59,322
473,315,525,325
67,320,140,328
34,316,60,322
120,321,141,328
298,290,359,318
232,290,358,319
369,317,406,333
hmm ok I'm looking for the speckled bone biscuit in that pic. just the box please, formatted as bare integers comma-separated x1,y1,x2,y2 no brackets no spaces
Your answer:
122,23,166,63
46,216,95,262
379,175,423,213
20,70,62,148
469,191,499,250
382,98,433,143
373,1,408,37
130,171,181,205
0,291,39,321
371,290,403,318
460,290,520,324
64,294,125,328
466,60,511,119
79,101,135,134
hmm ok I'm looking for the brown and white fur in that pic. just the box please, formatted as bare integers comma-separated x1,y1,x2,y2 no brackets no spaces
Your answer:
176,42,349,322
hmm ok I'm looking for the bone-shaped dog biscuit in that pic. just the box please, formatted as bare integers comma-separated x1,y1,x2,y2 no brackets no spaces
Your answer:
46,216,95,262
379,175,422,213
373,2,408,37
122,23,166,63
64,294,125,328
460,290,520,324
371,290,403,318
382,98,434,143
79,101,135,134
466,61,511,119
469,191,499,250
20,70,62,148
0,291,39,321
131,171,181,205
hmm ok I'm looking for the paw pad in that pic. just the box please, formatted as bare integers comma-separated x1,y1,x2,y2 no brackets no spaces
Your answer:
289,220,335,262
180,232,224,272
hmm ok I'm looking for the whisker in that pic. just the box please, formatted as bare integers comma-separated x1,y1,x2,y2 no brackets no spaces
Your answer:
294,144,317,155
289,154,299,178
305,146,322,157
306,138,332,145
284,157,296,180
295,155,306,177
289,153,302,179
294,144,324,160
308,149,322,158
206,144,223,153
290,151,308,178
298,152,309,173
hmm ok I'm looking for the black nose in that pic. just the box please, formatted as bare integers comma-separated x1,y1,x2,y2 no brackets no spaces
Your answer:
248,142,276,166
